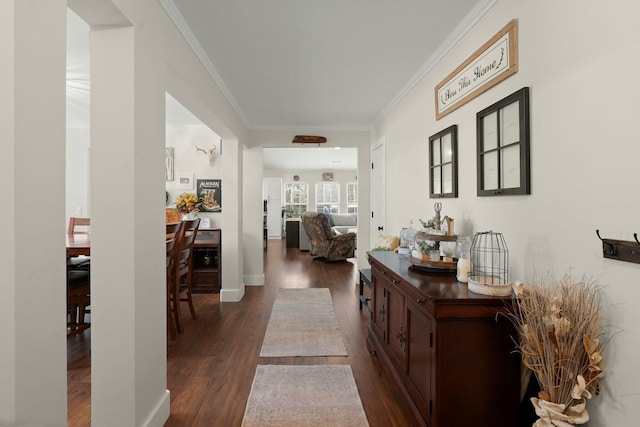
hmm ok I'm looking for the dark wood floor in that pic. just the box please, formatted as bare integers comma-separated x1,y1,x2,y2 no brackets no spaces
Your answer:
67,239,415,426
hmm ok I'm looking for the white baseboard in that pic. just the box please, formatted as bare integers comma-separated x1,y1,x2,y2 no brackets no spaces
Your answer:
141,389,170,427
243,274,265,286
220,287,245,302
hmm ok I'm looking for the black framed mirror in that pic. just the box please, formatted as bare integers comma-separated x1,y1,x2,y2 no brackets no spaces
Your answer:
429,125,458,199
476,87,530,196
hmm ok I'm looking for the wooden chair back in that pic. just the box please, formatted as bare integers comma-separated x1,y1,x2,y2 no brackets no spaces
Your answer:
166,237,178,339
68,217,91,235
166,222,182,241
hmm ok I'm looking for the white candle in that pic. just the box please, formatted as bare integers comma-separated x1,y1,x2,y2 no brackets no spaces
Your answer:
457,258,470,283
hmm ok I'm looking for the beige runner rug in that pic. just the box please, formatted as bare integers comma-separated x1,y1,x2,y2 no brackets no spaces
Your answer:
259,288,348,357
242,364,369,427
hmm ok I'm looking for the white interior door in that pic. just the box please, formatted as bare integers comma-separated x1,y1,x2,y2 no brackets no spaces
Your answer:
370,138,386,246
263,177,282,238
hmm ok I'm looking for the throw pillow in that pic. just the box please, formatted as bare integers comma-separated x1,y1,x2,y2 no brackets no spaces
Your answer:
375,235,399,251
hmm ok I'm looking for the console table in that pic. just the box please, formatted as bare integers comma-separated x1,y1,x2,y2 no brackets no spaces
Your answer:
366,251,520,427
192,228,221,293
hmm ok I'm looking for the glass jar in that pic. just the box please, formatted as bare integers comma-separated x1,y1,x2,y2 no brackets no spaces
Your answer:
456,236,471,283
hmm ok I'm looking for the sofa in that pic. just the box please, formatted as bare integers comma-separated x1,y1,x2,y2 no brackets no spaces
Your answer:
328,213,357,235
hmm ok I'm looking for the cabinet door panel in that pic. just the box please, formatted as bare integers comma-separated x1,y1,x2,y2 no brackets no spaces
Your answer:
405,301,432,424
371,270,386,342
384,284,405,373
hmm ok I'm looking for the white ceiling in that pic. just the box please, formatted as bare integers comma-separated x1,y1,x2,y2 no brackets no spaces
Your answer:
68,1,488,169
163,0,483,130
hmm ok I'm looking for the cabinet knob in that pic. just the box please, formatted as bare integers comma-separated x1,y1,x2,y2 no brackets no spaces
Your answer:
416,299,424,304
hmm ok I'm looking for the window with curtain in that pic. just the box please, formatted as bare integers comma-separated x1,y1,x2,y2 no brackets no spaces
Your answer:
347,182,358,213
283,182,308,217
315,182,339,213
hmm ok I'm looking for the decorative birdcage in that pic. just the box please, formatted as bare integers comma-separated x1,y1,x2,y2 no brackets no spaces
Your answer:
468,231,511,296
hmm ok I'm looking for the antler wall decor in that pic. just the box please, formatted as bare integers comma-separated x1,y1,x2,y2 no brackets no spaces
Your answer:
196,145,216,164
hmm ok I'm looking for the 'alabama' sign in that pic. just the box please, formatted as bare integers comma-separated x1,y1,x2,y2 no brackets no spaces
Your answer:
435,19,518,120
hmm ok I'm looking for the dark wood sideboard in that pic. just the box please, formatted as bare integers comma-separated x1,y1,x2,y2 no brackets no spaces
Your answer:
192,228,221,293
366,251,520,427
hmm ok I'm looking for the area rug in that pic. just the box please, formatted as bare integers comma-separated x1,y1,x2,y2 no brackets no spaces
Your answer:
259,288,348,357
241,364,369,427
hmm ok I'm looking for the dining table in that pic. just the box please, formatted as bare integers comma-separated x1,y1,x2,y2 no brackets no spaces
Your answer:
67,233,91,257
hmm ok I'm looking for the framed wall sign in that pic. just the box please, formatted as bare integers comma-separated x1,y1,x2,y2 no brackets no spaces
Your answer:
197,179,222,212
476,87,530,196
435,19,518,120
176,173,193,190
429,125,458,199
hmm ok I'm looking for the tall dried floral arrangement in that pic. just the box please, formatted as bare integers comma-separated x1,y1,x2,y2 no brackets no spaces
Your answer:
512,276,605,426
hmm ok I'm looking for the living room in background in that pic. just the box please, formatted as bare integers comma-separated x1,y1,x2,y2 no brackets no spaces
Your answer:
315,182,339,213
347,182,358,213
283,182,308,218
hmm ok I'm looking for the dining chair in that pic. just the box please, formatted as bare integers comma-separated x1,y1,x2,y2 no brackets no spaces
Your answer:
67,217,91,336
68,217,91,270
171,218,200,334
166,236,178,340
165,221,183,339
67,269,90,337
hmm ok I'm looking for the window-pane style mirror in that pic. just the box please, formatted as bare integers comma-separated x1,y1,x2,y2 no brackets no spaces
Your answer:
476,87,530,196
429,125,458,199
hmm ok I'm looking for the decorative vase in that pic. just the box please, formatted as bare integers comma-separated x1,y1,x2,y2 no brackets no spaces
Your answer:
531,397,589,426
180,211,198,221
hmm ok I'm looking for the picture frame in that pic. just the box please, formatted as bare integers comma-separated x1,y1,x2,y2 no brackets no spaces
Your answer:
476,87,530,196
429,125,458,199
435,19,518,120
165,147,174,181
197,179,222,212
176,173,194,190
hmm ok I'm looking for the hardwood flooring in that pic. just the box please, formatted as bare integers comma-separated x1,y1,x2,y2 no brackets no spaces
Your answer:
67,239,415,426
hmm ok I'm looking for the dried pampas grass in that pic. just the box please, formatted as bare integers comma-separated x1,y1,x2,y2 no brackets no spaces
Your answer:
511,276,605,425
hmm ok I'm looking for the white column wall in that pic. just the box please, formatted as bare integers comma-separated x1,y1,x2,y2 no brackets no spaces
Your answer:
0,1,68,425
220,139,245,301
90,23,168,427
243,146,265,286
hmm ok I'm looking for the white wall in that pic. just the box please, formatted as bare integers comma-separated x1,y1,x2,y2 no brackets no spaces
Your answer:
371,0,640,425
66,128,90,220
166,126,222,227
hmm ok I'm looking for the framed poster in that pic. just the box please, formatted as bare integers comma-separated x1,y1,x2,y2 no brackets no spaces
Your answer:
197,179,222,212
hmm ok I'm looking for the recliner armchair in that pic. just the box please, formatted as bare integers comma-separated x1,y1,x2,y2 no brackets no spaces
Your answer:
301,211,356,261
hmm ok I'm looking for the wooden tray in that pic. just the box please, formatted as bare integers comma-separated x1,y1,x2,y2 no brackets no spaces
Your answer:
414,231,457,242
408,256,457,273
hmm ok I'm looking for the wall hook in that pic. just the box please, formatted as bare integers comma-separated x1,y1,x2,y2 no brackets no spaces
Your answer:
596,229,618,256
634,233,640,245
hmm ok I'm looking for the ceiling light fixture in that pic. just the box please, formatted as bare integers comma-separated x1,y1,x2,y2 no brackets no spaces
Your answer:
292,135,327,145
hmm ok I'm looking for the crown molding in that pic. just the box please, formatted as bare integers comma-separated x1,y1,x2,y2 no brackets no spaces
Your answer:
250,124,370,133
158,0,251,128
369,0,499,130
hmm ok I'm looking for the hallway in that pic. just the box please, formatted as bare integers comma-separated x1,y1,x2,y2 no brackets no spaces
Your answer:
67,239,413,426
